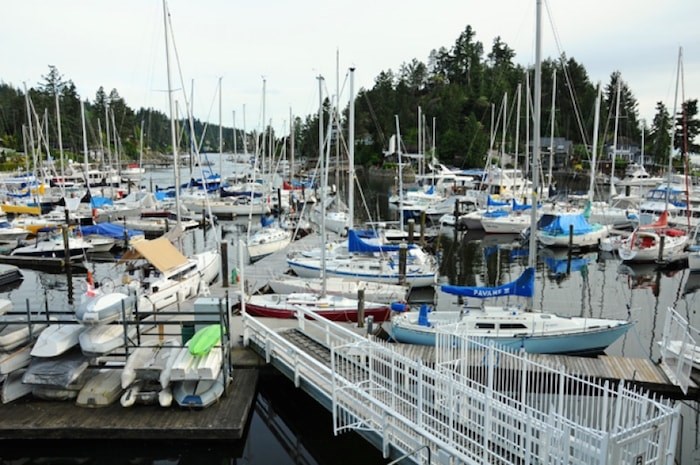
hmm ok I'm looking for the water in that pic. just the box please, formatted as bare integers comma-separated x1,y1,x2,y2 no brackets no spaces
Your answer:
2,159,700,463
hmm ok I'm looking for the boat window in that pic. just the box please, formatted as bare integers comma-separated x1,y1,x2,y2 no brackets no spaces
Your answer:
476,323,495,329
499,323,528,329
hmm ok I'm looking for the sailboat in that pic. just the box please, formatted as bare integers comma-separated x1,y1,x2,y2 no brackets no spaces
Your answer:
617,49,689,264
389,0,633,355
245,72,392,322
389,268,632,353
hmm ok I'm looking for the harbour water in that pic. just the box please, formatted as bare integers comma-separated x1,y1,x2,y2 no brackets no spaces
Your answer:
1,160,699,463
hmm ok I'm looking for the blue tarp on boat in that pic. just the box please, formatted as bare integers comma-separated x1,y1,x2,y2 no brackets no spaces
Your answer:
540,214,595,235
441,267,535,298
545,256,590,275
487,196,509,207
90,196,113,208
77,222,144,240
347,229,414,253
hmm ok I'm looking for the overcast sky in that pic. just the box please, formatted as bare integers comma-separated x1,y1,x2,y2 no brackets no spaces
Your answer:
3,0,698,137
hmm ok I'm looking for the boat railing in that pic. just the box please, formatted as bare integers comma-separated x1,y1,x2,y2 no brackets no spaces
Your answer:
242,306,680,465
659,306,697,395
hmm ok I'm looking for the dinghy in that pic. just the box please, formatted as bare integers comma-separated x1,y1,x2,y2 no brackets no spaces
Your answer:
79,324,138,357
2,368,31,404
121,339,179,389
188,324,222,356
75,290,135,326
170,346,222,381
22,350,89,388
172,369,225,408
0,344,32,375
0,314,48,352
30,323,85,358
120,379,161,407
76,368,123,408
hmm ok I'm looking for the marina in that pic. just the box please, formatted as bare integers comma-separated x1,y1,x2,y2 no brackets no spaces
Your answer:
0,0,698,461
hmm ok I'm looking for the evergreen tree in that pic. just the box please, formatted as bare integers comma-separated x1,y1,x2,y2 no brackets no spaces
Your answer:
649,101,672,168
674,99,700,154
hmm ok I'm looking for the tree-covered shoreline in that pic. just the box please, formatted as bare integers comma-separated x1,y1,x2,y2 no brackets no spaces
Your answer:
1,25,697,173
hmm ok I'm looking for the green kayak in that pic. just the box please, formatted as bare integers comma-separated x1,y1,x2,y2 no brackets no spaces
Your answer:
188,324,223,356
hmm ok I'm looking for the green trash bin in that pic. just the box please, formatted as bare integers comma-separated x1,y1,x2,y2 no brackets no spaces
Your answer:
181,322,195,344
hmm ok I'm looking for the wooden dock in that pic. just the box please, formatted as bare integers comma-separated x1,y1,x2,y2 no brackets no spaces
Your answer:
0,367,259,441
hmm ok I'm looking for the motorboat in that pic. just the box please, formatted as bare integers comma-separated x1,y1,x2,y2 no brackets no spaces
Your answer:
10,235,93,260
244,292,392,322
389,267,633,355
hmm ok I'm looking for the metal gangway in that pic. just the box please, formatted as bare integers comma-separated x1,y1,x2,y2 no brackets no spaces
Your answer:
660,306,698,395
242,308,680,465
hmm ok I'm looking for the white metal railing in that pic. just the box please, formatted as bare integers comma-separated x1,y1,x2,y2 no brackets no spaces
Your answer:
660,306,696,394
241,308,681,465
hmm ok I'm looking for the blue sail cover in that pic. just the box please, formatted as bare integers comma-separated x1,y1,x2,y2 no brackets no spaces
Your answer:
347,229,414,253
77,222,144,240
441,267,535,299
511,198,532,211
90,196,113,208
540,214,595,235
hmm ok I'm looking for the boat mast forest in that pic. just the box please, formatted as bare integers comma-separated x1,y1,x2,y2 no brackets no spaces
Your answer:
0,25,698,173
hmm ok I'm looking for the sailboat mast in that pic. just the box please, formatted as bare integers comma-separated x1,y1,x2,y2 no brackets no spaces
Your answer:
548,69,556,191
55,92,65,184
348,67,355,230
318,76,327,296
395,116,404,233
527,0,543,271
588,83,602,202
610,79,621,201
163,0,181,226
219,76,223,179
666,47,682,211
80,100,90,193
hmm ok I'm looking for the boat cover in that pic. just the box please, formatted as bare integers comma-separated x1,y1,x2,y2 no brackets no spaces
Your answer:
539,214,595,235
347,230,414,253
487,195,509,207
78,222,144,240
441,267,535,298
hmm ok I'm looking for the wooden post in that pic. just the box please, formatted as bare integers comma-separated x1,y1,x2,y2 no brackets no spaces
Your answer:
407,219,415,245
420,211,426,246
453,199,461,230
201,209,206,229
658,235,666,263
568,224,574,252
221,241,229,288
357,288,365,328
277,188,282,215
398,243,407,285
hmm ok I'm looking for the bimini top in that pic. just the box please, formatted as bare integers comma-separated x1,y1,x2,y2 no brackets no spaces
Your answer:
441,267,535,299
123,237,188,274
